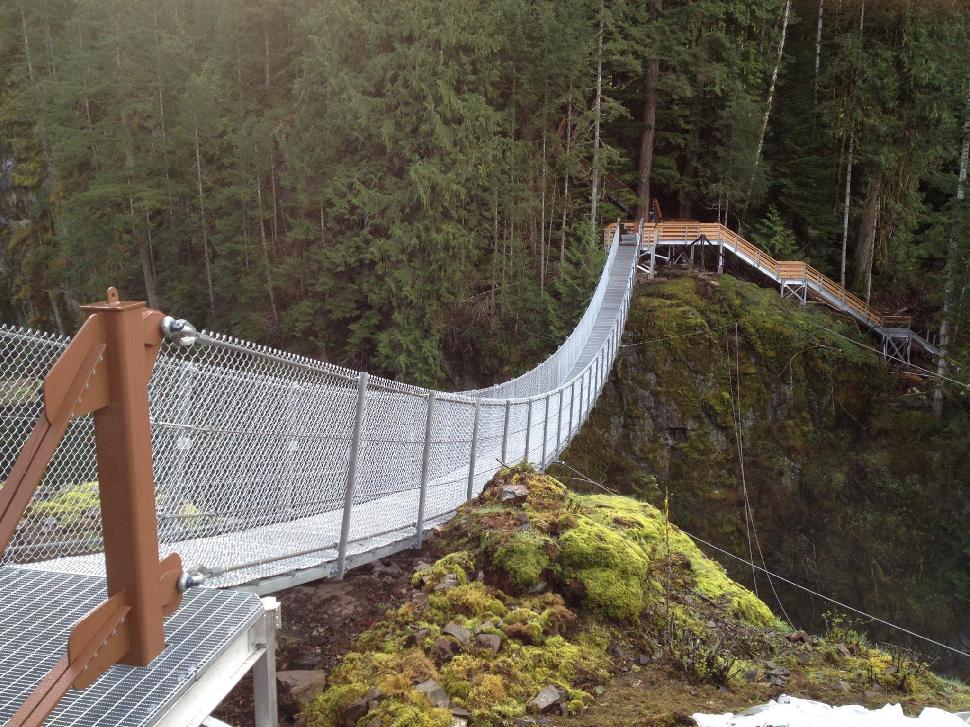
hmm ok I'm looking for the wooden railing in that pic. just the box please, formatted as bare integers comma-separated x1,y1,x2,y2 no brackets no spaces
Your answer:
606,221,910,330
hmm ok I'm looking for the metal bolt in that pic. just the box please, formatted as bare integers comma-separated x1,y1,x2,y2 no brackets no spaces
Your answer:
161,316,199,347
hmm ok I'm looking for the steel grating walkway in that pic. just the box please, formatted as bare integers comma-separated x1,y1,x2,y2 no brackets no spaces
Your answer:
0,566,264,725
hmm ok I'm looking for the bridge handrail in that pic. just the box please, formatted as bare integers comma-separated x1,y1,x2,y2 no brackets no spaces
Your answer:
634,221,909,329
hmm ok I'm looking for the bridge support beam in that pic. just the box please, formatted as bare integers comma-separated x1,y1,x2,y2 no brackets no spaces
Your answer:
780,279,808,304
881,332,913,364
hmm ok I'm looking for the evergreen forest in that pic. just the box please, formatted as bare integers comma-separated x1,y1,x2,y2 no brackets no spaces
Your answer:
1,0,968,389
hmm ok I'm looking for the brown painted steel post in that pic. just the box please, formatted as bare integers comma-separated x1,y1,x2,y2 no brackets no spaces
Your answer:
83,290,165,666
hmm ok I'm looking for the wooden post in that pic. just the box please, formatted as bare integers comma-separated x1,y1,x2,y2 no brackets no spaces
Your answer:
86,293,167,665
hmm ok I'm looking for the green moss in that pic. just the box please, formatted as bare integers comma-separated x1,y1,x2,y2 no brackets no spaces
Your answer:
412,550,476,590
30,481,100,527
557,516,648,621
429,581,507,620
491,529,552,589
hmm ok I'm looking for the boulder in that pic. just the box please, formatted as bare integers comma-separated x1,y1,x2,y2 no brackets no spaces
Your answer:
434,573,460,591
501,483,529,503
415,679,450,709
527,685,562,713
339,697,369,727
476,633,502,654
443,622,471,644
430,635,457,663
276,670,328,702
406,627,431,647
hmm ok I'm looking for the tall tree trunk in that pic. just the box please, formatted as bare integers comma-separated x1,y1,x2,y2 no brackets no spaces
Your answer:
129,193,159,309
263,26,272,95
19,5,34,82
540,122,547,291
48,291,64,334
637,0,662,219
590,1,604,237
814,0,824,103
933,83,970,417
853,174,882,299
193,114,216,312
255,171,280,330
746,0,792,204
152,5,167,142
840,129,854,288
561,90,572,267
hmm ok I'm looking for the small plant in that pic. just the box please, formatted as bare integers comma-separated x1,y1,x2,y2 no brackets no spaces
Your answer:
671,627,736,686
823,611,869,653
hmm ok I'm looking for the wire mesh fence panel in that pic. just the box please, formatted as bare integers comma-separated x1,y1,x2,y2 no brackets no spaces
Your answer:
0,230,638,586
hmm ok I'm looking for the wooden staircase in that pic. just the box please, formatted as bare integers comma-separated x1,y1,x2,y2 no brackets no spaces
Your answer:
605,220,939,360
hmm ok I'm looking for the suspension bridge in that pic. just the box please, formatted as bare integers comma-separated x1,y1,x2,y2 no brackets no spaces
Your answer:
0,220,936,726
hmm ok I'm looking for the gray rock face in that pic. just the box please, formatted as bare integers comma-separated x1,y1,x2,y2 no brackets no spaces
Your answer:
415,679,451,708
443,622,472,644
527,685,562,713
276,669,328,702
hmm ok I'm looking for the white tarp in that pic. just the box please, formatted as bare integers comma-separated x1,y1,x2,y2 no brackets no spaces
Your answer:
694,695,970,727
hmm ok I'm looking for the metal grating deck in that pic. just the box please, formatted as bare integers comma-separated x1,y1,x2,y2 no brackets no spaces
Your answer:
0,566,264,726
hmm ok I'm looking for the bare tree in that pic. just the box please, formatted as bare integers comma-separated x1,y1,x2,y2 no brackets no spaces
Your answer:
746,0,793,202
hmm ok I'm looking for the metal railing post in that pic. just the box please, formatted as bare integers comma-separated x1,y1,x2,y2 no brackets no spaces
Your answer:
336,371,368,580
415,391,436,548
568,380,576,440
555,389,563,456
501,399,511,463
466,399,481,501
540,394,549,469
524,397,533,463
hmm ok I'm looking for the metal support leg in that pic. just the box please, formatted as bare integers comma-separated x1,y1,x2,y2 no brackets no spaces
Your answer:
466,399,480,501
568,381,576,440
501,400,511,464
650,228,658,278
540,394,549,469
253,597,281,727
336,372,368,580
524,398,533,464
718,237,724,273
415,391,436,548
555,390,563,456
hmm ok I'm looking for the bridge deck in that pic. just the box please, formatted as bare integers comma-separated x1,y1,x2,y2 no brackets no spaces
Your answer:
29,239,639,591
562,243,638,381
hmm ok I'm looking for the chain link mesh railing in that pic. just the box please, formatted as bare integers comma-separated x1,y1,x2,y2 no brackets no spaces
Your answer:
0,227,639,587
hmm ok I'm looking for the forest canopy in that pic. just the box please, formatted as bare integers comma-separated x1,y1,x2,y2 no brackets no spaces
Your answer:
1,0,968,388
